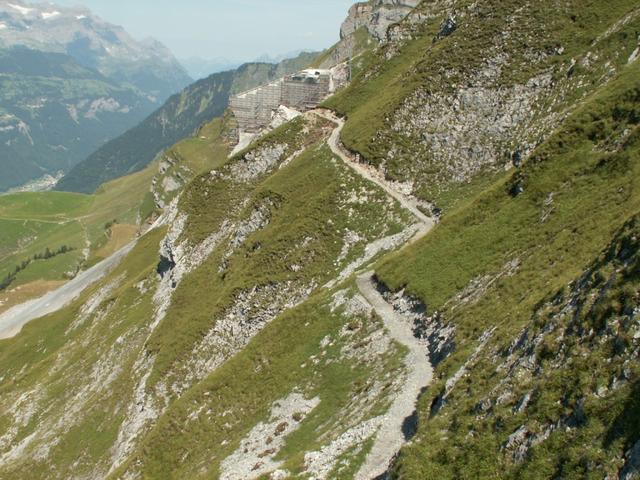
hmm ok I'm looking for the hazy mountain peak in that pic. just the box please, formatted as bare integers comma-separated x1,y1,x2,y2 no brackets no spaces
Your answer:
0,0,191,100
0,0,192,192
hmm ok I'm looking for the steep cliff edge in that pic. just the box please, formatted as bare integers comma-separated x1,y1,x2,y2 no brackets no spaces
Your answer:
317,0,420,69
326,0,640,212
341,0,421,42
376,55,640,479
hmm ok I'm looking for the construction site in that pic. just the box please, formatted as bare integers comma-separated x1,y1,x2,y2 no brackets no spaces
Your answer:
230,68,346,132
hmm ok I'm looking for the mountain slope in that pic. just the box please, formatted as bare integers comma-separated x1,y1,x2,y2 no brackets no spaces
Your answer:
0,112,236,316
0,0,639,479
0,46,156,191
0,0,191,101
0,110,415,479
0,0,193,191
179,56,241,81
56,52,319,194
377,57,640,479
325,0,640,212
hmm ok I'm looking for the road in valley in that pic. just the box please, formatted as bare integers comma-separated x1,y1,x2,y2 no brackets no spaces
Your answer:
0,243,134,340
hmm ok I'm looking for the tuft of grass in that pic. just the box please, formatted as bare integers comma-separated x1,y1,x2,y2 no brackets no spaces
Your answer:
375,50,640,480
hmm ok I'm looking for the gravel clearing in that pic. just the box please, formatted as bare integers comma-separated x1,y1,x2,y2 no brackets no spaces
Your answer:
220,392,320,480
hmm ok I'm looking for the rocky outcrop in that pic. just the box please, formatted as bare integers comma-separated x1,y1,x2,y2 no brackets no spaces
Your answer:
229,144,288,182
621,440,640,480
175,281,316,394
389,70,556,194
340,0,421,42
320,0,420,69
220,393,320,480
378,280,456,366
434,15,457,41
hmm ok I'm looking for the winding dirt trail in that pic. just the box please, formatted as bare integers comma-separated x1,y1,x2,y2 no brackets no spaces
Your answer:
355,273,434,480
1,110,437,478
317,109,434,231
317,109,436,479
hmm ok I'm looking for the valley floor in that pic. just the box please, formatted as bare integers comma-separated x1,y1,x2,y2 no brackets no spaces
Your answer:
0,243,134,339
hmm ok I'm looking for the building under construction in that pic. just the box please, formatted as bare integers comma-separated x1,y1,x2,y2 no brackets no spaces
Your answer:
282,70,332,110
230,69,335,132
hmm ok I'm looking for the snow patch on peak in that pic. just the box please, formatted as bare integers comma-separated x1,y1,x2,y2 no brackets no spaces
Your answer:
41,11,60,20
7,3,34,15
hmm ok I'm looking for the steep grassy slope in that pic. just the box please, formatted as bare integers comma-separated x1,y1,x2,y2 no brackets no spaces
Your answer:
0,169,153,311
0,112,414,478
1,1,639,478
150,111,238,210
325,0,640,212
375,53,640,480
0,109,236,313
57,53,318,194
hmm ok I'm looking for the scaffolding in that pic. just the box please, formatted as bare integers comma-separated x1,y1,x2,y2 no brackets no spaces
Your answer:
230,69,333,132
282,71,331,111
229,80,284,132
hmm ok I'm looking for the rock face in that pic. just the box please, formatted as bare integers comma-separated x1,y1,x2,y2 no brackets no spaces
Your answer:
621,440,640,480
334,0,640,210
389,67,555,191
340,0,421,42
320,0,419,68
340,2,375,40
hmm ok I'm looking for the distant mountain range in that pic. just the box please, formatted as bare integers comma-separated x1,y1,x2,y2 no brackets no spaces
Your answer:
179,57,241,81
179,51,314,81
0,0,191,100
254,49,307,64
2,1,640,478
56,52,320,193
0,0,191,191
0,46,158,191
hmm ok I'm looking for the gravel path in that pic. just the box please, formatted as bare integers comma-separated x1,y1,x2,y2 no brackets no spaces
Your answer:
355,273,433,480
317,109,434,234
0,111,436,478
318,109,436,479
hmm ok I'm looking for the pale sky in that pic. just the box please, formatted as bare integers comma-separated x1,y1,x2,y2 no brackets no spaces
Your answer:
54,0,355,62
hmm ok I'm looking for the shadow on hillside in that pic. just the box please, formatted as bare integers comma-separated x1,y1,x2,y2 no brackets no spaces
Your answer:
603,379,640,450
